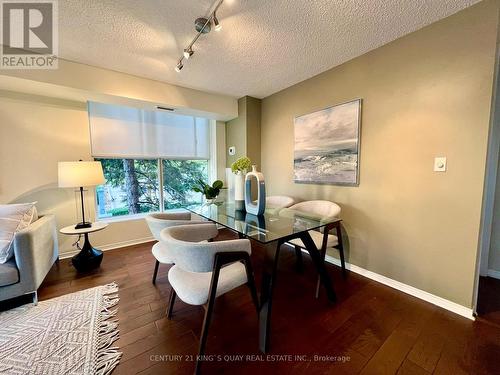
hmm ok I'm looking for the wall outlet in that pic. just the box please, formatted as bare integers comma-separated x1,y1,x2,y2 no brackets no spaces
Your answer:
434,157,447,172
228,146,236,156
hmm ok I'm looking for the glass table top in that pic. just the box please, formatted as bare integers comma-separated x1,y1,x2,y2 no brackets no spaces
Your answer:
186,201,341,244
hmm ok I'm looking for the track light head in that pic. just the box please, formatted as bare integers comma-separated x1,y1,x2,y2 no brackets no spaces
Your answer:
195,17,211,33
183,48,194,59
213,13,222,31
175,0,224,74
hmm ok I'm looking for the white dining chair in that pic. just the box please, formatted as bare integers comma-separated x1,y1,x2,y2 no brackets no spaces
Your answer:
266,195,296,209
160,223,258,374
285,200,345,297
145,211,208,284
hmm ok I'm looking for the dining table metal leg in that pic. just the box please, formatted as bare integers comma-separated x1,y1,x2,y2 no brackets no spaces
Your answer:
299,232,337,302
259,240,282,353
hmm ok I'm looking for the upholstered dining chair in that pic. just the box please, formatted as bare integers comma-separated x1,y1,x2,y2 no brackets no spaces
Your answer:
285,200,345,297
161,223,259,374
266,195,296,210
145,212,208,284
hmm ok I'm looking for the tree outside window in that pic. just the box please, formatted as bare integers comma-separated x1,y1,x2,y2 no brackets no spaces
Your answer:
163,160,208,209
96,158,208,218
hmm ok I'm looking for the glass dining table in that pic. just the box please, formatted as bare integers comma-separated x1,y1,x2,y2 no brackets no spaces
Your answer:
186,201,341,353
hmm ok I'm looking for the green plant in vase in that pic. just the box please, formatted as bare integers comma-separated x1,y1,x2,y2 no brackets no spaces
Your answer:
231,156,252,174
192,179,224,203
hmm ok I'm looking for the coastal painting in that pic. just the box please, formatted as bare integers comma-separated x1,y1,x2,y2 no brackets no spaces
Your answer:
294,99,361,185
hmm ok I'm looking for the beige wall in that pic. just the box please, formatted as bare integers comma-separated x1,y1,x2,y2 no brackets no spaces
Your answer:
225,96,262,169
0,58,238,121
260,0,499,307
246,97,262,170
226,97,248,167
0,92,152,255
0,61,234,256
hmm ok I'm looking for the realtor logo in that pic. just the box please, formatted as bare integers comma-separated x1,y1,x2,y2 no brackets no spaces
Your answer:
0,0,58,69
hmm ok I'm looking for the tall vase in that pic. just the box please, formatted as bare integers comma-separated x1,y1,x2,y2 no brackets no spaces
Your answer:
245,165,266,215
234,171,245,211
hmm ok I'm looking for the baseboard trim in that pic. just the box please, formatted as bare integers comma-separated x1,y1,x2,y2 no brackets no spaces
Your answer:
487,269,500,279
322,254,474,321
59,236,155,260
57,237,475,320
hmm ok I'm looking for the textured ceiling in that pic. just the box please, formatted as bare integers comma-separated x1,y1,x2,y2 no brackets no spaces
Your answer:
59,0,480,99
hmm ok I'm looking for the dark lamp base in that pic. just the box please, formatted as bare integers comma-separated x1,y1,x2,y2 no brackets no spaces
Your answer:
72,233,103,272
75,222,92,230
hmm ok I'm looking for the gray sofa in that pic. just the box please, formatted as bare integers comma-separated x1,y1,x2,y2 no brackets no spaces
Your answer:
0,215,59,304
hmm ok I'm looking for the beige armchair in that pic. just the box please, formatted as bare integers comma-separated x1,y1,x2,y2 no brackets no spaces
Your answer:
266,195,296,209
145,211,208,284
285,200,345,297
161,223,258,374
265,195,296,214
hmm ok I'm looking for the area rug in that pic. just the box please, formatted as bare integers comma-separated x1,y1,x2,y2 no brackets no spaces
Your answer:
0,283,122,375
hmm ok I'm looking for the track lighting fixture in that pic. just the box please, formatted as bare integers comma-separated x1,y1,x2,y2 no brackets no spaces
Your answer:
213,13,222,31
183,48,194,59
174,0,223,72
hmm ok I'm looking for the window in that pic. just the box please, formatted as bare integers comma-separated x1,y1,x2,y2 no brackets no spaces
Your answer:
88,101,214,219
96,158,209,218
96,159,160,218
163,160,208,209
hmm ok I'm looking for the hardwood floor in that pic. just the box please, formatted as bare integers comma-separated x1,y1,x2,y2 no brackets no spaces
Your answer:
477,276,500,328
31,230,500,375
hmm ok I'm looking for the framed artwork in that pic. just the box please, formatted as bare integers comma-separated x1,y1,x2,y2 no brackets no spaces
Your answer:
294,99,362,186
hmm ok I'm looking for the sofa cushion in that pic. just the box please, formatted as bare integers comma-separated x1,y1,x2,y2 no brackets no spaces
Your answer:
0,259,19,286
0,203,37,264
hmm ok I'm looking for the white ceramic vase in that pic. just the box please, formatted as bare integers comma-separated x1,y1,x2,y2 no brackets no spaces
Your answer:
245,165,266,215
234,171,245,210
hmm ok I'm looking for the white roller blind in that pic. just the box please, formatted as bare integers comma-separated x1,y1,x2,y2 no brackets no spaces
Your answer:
88,101,210,159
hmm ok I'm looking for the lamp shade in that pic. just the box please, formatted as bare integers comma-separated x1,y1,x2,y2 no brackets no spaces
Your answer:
58,161,105,188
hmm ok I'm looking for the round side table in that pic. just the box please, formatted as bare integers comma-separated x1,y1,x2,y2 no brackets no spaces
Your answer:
60,222,108,272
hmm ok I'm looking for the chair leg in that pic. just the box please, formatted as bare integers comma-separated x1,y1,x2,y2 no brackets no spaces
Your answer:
294,245,304,273
195,269,220,375
338,246,347,278
336,225,347,279
152,260,160,285
243,258,259,312
166,288,176,319
315,246,327,299
32,291,38,305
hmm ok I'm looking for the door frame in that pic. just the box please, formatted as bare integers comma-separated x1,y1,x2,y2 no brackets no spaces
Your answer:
473,25,500,313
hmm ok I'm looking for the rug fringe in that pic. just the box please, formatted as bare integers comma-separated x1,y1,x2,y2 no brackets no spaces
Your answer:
93,282,122,375
102,282,119,296
95,348,122,375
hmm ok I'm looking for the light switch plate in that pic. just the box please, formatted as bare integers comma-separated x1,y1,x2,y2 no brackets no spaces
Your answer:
228,146,236,156
434,157,447,172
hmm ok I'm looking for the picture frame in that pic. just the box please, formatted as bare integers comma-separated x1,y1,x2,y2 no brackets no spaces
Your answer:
293,98,362,186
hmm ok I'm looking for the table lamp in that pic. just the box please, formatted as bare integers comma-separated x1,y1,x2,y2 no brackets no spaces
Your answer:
58,160,105,229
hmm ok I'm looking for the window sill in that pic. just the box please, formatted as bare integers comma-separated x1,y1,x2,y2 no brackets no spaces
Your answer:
96,208,194,224
97,212,153,224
